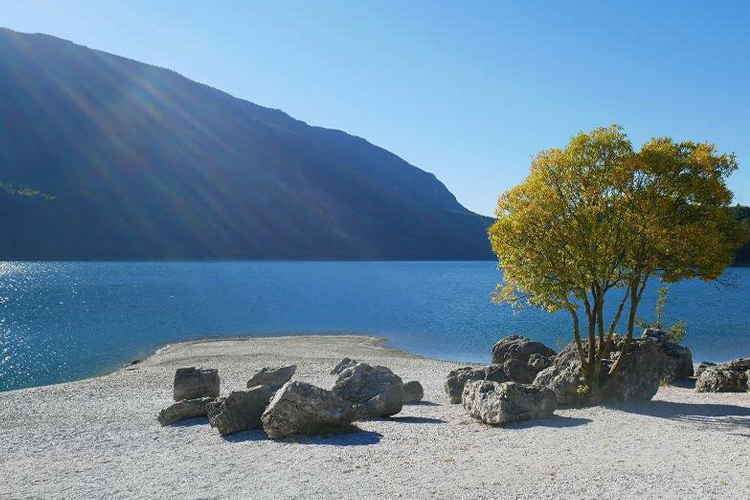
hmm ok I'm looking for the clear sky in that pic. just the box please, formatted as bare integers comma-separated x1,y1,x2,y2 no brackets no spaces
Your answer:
3,0,749,215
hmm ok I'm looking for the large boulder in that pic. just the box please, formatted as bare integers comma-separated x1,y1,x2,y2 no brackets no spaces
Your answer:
403,381,424,404
694,361,717,379
262,381,354,438
332,363,404,418
534,337,665,406
246,365,297,390
502,359,537,384
206,387,273,436
491,335,556,366
695,358,750,393
330,357,358,375
641,328,693,382
173,367,220,401
157,397,215,426
444,365,508,404
462,380,556,425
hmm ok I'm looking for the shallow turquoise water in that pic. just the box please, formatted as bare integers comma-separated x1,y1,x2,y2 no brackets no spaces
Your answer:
1,261,749,392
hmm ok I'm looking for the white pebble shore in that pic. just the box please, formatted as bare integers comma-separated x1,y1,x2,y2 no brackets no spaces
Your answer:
1,334,749,500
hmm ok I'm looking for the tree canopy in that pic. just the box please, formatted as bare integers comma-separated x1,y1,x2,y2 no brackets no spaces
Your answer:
489,125,748,398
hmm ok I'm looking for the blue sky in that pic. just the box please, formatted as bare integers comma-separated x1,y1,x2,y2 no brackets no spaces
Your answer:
4,1,749,215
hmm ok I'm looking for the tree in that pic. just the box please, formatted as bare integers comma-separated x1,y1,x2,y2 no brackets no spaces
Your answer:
634,287,687,343
489,125,748,401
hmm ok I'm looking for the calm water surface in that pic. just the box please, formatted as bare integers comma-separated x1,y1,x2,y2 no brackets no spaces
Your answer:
1,261,749,392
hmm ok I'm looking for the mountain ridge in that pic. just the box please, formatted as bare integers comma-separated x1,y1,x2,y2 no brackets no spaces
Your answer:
0,27,493,260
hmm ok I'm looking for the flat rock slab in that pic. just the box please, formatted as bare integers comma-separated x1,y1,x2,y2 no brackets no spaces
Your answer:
157,397,215,426
173,367,220,401
246,365,297,389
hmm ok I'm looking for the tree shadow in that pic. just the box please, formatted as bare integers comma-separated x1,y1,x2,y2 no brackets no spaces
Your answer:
388,416,446,424
408,401,441,407
509,415,593,429
606,400,750,432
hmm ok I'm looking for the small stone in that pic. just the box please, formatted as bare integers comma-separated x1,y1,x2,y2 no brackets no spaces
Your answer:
246,365,296,390
173,367,220,401
207,387,273,436
402,381,424,403
157,397,215,426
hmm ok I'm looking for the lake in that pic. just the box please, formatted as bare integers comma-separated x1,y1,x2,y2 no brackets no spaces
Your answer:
1,261,749,392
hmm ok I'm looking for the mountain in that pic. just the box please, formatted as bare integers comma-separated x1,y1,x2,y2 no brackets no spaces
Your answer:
0,28,493,260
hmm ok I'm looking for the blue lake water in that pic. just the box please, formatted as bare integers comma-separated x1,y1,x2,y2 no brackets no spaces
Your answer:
1,261,749,392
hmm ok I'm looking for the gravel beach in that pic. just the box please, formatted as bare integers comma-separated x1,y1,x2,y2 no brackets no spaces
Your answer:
1,334,749,500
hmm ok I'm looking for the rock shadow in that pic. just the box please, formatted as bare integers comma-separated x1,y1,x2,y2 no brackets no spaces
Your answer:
169,417,210,427
388,416,446,424
408,401,440,407
509,415,593,429
221,429,267,443
295,429,383,446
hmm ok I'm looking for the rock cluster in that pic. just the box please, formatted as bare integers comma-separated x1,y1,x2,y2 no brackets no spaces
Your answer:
533,337,665,406
696,358,750,392
444,336,557,404
158,359,426,438
462,380,556,425
444,365,509,404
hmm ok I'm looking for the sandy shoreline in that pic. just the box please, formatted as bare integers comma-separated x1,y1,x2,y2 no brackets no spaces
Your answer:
1,334,749,500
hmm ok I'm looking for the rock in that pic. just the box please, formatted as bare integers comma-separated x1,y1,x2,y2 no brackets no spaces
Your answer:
173,367,220,401
502,359,537,384
402,381,424,403
695,358,750,393
157,397,215,426
491,335,556,366
528,353,553,372
641,328,693,382
330,357,358,375
246,365,297,390
444,365,508,404
642,327,668,344
206,387,273,436
694,361,717,379
262,381,354,438
462,380,556,425
534,337,665,406
332,363,404,418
